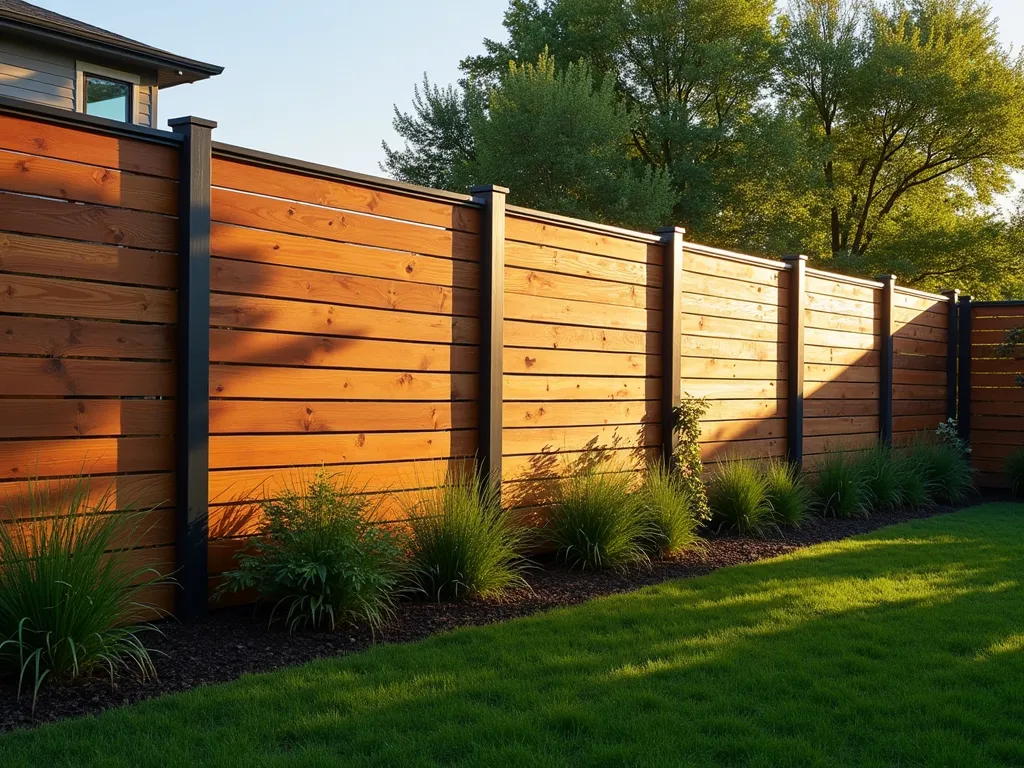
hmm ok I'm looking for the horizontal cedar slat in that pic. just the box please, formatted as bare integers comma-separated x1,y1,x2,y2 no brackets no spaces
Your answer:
682,357,784,381
505,215,657,264
893,305,946,329
806,308,879,335
893,291,945,314
504,375,660,401
505,320,656,354
0,358,174,396
806,399,879,417
0,315,175,359
893,414,944,434
211,188,479,262
503,423,659,456
0,232,176,287
505,291,656,331
0,399,173,439
211,257,478,317
805,345,879,367
893,368,945,386
681,313,786,343
805,290,876,318
970,358,1024,374
503,447,657,481
681,379,785,400
0,273,175,323
0,149,177,215
210,400,476,434
702,437,786,462
971,315,1024,332
684,252,784,288
894,352,946,371
504,347,659,377
210,222,479,289
682,292,784,325
893,400,945,416
806,275,879,304
681,269,787,306
805,326,877,351
505,265,660,310
805,363,878,384
210,292,478,345
681,335,785,363
505,240,660,287
503,400,659,429
210,364,478,401
893,320,946,344
894,336,946,357
210,329,478,372
0,437,173,479
211,157,481,233
805,415,879,438
699,418,785,443
805,381,879,399
704,399,784,421
804,432,878,455
0,192,176,252
0,472,174,522
0,114,178,178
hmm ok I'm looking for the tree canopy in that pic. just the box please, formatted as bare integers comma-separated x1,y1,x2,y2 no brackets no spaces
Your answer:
382,0,1024,298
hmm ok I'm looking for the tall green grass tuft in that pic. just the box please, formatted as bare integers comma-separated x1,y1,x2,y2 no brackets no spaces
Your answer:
405,466,529,601
0,477,165,711
853,444,906,513
1009,448,1024,498
218,471,404,633
707,459,773,536
892,446,933,509
637,462,701,557
762,459,812,528
548,465,650,570
912,440,975,504
813,451,867,518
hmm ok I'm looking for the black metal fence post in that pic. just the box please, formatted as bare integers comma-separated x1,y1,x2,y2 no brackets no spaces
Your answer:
656,227,684,467
169,116,215,621
470,185,508,490
782,255,807,469
943,290,960,421
877,275,896,447
958,295,973,442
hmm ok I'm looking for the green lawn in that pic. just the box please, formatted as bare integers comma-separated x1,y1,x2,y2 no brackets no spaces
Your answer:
2,503,1023,767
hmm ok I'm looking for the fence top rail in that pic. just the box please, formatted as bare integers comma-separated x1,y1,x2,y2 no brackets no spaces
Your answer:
0,94,184,148
894,285,952,303
683,241,791,272
212,141,483,209
806,266,885,291
504,203,665,245
972,300,1024,308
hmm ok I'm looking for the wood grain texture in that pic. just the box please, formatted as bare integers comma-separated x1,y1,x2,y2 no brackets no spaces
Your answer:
505,215,658,264
0,314,175,359
0,358,174,396
0,399,173,438
0,232,175,287
209,400,477,435
0,273,175,323
505,240,660,287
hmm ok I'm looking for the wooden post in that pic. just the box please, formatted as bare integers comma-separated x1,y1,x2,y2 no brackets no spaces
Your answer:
943,290,960,421
877,275,896,447
470,185,508,490
782,255,807,468
656,227,685,467
169,116,215,621
958,295,973,442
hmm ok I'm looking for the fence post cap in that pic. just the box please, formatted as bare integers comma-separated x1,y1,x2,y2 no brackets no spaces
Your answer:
654,226,686,237
469,184,510,195
943,289,961,300
782,253,808,262
875,273,897,284
168,116,218,130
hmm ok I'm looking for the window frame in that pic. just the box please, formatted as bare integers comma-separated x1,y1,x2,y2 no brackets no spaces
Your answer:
75,62,141,125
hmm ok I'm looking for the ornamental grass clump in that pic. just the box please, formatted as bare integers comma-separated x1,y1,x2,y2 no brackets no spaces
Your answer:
912,439,975,505
548,463,650,570
405,466,529,601
0,476,165,711
707,459,773,536
813,451,867,519
218,471,404,633
637,462,701,557
762,459,812,528
853,444,906,514
892,446,933,509
1007,449,1024,498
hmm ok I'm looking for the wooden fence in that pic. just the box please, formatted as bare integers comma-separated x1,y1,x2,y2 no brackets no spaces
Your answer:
0,97,1016,619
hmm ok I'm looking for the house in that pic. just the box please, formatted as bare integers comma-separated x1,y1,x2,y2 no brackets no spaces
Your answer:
0,0,221,127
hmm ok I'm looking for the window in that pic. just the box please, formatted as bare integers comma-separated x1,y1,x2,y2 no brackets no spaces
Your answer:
84,74,131,122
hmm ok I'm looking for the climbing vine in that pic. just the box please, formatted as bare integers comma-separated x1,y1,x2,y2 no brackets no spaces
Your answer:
671,395,710,522
996,326,1024,387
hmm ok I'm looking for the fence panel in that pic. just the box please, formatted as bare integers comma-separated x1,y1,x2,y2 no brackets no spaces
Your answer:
0,112,179,612
892,288,949,443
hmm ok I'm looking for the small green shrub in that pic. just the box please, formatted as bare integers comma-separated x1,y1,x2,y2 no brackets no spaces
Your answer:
0,477,164,711
671,396,711,522
912,440,975,504
548,465,650,570
218,471,404,633
813,452,867,519
707,459,773,536
405,466,529,601
637,462,701,557
853,444,905,514
762,459,812,528
1008,449,1024,497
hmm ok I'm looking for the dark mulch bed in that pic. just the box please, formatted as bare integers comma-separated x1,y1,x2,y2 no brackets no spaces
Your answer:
0,502,968,733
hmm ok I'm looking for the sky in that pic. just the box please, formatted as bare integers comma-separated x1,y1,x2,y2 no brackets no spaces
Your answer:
33,0,1024,178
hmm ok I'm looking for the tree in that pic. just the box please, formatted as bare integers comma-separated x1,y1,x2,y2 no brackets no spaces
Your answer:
779,0,1024,273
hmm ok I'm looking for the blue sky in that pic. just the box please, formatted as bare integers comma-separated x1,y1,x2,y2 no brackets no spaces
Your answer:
36,0,1024,179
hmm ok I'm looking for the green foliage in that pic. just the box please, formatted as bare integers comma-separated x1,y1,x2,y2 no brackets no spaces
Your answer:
853,444,906,513
1007,449,1024,497
892,446,934,509
762,458,812,528
935,418,971,457
218,471,404,633
911,439,975,504
670,395,711,522
404,466,529,601
996,324,1024,387
707,459,774,536
813,451,867,518
548,464,650,570
637,462,701,557
0,477,163,711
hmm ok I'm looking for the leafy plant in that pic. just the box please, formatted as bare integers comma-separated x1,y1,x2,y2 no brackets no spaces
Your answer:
935,418,971,456
813,452,867,519
707,459,773,536
671,395,710,522
912,440,975,505
1007,449,1024,497
853,444,906,514
547,464,650,570
217,471,405,633
762,459,812,528
637,462,701,557
0,476,164,711
405,465,529,601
